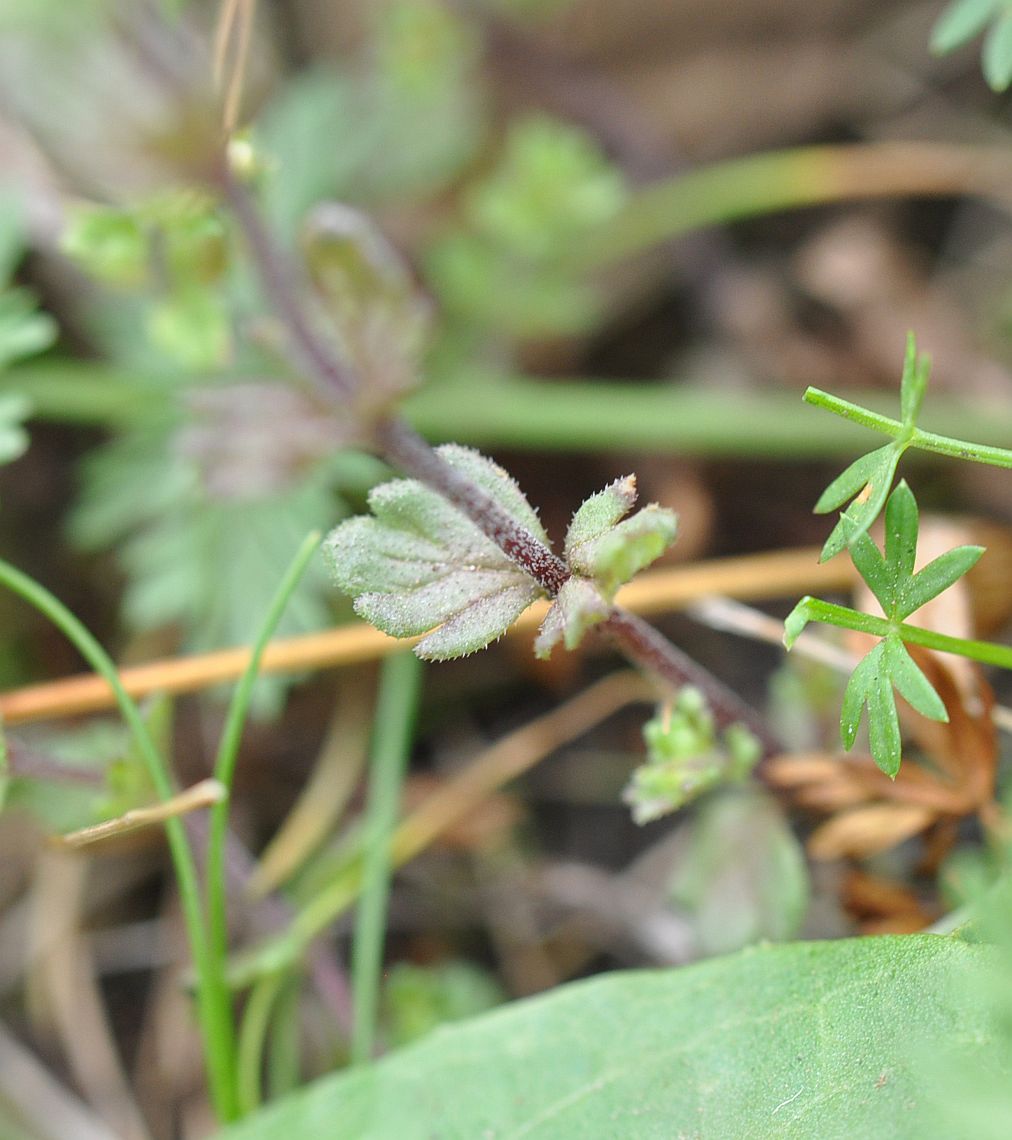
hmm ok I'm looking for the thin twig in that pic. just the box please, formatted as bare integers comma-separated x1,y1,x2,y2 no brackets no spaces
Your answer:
0,551,855,725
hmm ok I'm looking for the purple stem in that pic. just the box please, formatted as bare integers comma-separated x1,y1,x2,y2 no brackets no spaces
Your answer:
223,166,780,753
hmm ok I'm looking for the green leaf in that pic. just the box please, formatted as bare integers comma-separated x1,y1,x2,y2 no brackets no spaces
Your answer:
0,288,58,369
867,664,902,778
812,444,894,515
931,0,998,54
563,473,637,554
61,204,150,287
216,935,1003,1140
568,503,678,596
782,597,813,650
818,448,901,562
898,544,984,619
533,576,611,659
883,479,919,584
839,643,882,751
848,529,892,613
899,331,931,426
326,445,546,660
667,789,808,955
983,11,1012,89
883,638,948,723
383,961,504,1049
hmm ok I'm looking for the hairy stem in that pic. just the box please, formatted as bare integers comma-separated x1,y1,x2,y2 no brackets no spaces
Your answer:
224,164,774,747
374,417,570,594
600,608,781,756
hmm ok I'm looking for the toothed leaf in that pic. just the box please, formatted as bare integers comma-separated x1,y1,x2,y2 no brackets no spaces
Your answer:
326,446,546,660
564,474,638,556
569,504,677,596
534,577,610,659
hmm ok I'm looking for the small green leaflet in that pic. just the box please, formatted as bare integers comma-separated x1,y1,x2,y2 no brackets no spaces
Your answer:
814,334,929,561
534,474,677,658
786,481,983,777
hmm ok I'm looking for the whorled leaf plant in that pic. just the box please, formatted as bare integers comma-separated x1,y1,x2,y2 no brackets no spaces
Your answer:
787,335,1012,777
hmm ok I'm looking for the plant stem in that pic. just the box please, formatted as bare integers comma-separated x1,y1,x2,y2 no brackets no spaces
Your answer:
600,608,781,756
576,142,1012,268
795,597,1012,670
223,165,773,757
0,559,235,1121
373,417,569,594
204,529,321,1120
805,388,1012,469
351,651,423,1065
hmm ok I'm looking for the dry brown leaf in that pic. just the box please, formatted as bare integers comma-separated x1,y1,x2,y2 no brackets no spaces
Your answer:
807,803,935,861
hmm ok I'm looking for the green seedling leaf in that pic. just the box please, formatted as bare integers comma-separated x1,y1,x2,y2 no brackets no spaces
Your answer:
782,596,814,650
839,641,884,752
533,576,610,659
623,688,760,822
884,478,919,582
564,473,637,551
813,444,895,516
217,936,1004,1140
848,528,892,613
565,476,677,595
326,445,547,660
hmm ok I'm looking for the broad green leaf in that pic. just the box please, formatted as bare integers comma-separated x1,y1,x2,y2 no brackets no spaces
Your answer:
983,11,1012,89
931,0,998,53
899,544,984,619
326,446,546,660
218,935,1004,1140
884,638,948,723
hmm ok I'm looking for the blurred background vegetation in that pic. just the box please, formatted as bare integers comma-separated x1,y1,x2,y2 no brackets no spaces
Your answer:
0,0,1011,1135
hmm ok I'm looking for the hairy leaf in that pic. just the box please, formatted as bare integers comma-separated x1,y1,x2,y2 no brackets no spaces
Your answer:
534,576,611,659
326,446,546,661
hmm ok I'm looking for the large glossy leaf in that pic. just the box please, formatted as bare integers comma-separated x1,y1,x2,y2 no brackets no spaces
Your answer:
219,935,1000,1140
